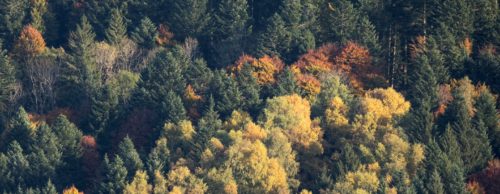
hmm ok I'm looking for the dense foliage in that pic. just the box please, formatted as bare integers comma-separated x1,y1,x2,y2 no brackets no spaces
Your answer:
0,0,499,193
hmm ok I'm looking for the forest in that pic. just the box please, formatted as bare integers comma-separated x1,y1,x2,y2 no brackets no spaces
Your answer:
0,0,499,193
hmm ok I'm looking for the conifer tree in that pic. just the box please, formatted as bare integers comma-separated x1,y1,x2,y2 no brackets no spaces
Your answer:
131,17,157,48
100,154,128,194
65,15,100,108
29,123,62,185
0,0,28,48
42,179,57,194
209,70,243,117
271,68,300,97
146,138,170,175
404,53,438,143
474,87,500,156
168,0,209,39
427,169,445,194
192,96,222,156
3,141,29,191
320,0,359,44
207,0,251,67
118,136,143,178
473,0,500,47
3,107,33,149
255,14,288,58
161,90,187,123
236,63,262,116
0,42,15,118
105,8,127,45
29,0,47,33
355,16,381,55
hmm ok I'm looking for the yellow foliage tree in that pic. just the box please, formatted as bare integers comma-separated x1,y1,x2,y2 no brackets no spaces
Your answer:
124,170,152,194
262,94,322,151
359,88,410,123
62,186,81,194
166,166,208,194
229,54,285,84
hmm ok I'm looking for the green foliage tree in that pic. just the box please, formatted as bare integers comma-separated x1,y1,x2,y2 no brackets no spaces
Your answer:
118,136,144,178
100,155,128,194
105,8,127,45
209,70,243,117
236,63,262,116
474,87,500,157
131,17,157,48
270,68,301,97
206,0,251,67
161,90,187,124
52,115,83,187
0,0,28,48
320,0,359,44
168,0,209,40
0,42,16,120
146,138,170,175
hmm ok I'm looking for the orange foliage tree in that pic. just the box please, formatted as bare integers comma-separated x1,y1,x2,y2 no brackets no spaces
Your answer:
14,25,46,56
228,54,285,85
62,185,82,194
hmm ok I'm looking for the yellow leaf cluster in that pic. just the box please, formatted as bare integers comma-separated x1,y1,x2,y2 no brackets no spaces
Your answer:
124,171,152,194
360,88,410,122
229,55,285,84
62,186,81,194
263,95,322,150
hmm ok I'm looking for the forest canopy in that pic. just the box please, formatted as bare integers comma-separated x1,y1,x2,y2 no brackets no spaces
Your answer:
0,0,499,193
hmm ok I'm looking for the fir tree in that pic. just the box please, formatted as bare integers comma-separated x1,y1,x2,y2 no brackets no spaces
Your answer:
146,138,169,175
131,17,157,49
100,154,128,194
355,16,381,55
118,136,143,178
236,63,262,116
320,0,359,44
427,169,445,194
0,42,16,119
404,53,438,143
209,70,243,117
270,68,301,97
255,14,289,58
474,88,500,156
105,8,127,45
161,90,187,123
207,0,251,67
0,0,28,48
168,0,209,39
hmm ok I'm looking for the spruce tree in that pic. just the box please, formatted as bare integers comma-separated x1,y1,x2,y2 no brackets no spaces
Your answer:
255,14,289,58
236,63,262,116
105,8,127,45
192,96,222,156
3,107,33,149
131,17,157,49
355,16,381,55
0,42,16,119
0,0,28,48
65,15,100,108
146,138,169,175
100,154,128,194
404,53,438,143
117,136,143,178
473,0,500,47
3,141,29,191
474,88,500,156
270,68,301,97
427,169,445,194
207,0,251,67
320,0,359,44
29,124,62,186
168,0,209,40
161,90,187,123
209,70,243,117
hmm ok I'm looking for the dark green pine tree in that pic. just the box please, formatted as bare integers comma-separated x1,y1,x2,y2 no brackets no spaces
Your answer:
426,139,466,194
146,137,169,175
100,154,128,194
446,90,493,174
88,85,117,136
319,0,359,44
207,0,251,67
161,90,187,123
52,115,84,187
2,107,33,149
332,143,360,181
28,124,62,186
236,63,262,116
269,68,301,97
427,169,445,194
192,96,222,159
426,37,449,84
41,179,57,194
404,53,438,143
255,13,289,58
105,8,127,45
474,88,500,156
472,0,499,47
355,16,381,55
117,136,143,178
2,141,29,192
439,125,463,167
131,17,157,49
185,58,213,94
168,0,209,40
65,15,101,108
135,48,187,109
430,0,474,42
469,49,500,93
0,0,28,48
209,70,243,117
0,42,16,122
